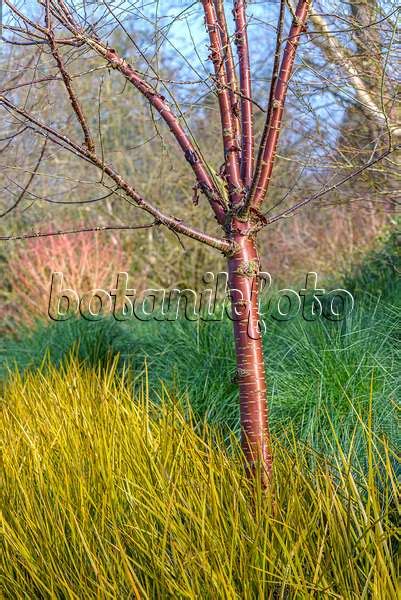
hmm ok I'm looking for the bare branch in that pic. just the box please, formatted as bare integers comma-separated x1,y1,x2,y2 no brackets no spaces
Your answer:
309,10,401,138
201,0,242,206
233,0,254,189
249,0,311,210
266,143,401,226
101,44,227,222
0,222,157,241
0,95,231,254
250,1,286,207
4,1,48,35
214,0,240,147
1,76,62,94
0,138,47,218
46,20,95,152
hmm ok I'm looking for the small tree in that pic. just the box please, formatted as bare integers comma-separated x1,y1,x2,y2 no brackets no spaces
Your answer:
1,0,399,482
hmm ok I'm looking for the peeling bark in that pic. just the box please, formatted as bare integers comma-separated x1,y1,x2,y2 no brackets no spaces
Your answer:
228,235,271,483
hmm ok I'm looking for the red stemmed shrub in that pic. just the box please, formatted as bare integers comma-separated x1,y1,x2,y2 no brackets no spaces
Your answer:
1,229,129,329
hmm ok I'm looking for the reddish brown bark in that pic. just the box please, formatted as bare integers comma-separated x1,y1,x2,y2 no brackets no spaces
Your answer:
214,0,240,146
250,0,285,206
233,0,254,191
228,235,271,482
250,0,311,208
0,95,230,254
103,46,227,225
2,0,319,485
202,0,242,205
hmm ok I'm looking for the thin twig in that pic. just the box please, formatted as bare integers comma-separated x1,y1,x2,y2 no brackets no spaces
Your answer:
0,139,47,218
46,11,95,153
0,95,231,254
266,143,401,225
0,222,158,242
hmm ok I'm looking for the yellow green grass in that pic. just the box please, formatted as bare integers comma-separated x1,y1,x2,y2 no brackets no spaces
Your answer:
1,359,399,598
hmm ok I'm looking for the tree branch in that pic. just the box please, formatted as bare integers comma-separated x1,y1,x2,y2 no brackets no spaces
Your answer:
0,95,231,254
249,1,286,208
6,0,228,225
249,0,311,210
45,12,95,153
0,138,47,218
233,0,254,189
214,0,240,148
265,143,401,226
309,10,401,138
0,223,157,241
201,0,242,206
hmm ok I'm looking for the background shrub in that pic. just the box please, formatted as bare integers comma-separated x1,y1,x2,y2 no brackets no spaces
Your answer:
0,230,130,331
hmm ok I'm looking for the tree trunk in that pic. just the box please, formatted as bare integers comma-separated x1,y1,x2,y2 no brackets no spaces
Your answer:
228,234,272,483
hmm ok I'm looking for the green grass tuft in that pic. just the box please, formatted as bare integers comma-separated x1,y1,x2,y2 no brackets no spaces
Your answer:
1,288,400,464
1,231,400,464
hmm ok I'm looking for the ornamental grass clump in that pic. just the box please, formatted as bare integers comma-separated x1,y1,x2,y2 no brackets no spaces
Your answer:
1,359,399,598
